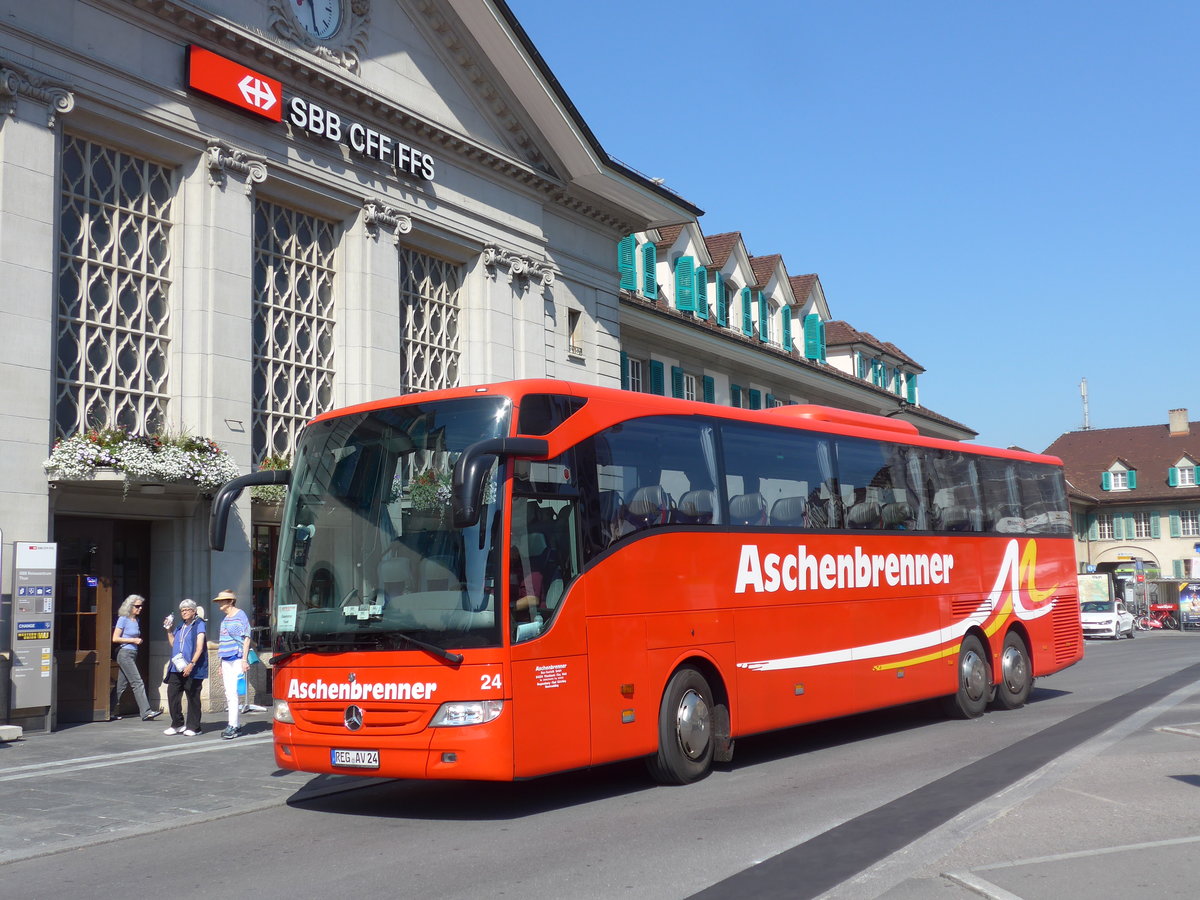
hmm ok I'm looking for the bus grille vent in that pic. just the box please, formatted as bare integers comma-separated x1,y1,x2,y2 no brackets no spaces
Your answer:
1051,601,1082,664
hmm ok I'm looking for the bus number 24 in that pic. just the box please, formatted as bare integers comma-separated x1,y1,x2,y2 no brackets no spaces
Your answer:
481,673,501,691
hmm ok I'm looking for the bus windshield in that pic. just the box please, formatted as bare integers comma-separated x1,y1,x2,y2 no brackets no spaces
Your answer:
273,395,511,657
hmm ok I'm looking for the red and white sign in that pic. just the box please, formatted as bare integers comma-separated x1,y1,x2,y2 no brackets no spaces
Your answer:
187,45,282,122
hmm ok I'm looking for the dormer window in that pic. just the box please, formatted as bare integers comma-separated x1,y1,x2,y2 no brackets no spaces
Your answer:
1169,460,1197,487
1102,466,1136,491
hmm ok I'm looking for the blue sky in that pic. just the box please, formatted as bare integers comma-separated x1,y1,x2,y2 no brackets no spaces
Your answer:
505,0,1198,453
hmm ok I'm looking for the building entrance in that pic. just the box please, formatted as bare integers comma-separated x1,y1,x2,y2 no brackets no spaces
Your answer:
53,517,152,723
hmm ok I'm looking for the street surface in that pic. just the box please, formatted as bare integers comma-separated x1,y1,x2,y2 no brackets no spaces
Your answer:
2,631,1199,899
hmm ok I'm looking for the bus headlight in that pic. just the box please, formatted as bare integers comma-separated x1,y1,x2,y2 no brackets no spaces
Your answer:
273,699,295,723
430,700,504,727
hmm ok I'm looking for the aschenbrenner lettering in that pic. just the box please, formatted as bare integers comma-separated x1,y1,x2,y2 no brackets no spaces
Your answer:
287,679,438,701
735,544,955,594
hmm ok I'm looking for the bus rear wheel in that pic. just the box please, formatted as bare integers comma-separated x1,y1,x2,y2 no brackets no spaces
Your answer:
941,634,991,719
647,667,714,785
992,632,1032,710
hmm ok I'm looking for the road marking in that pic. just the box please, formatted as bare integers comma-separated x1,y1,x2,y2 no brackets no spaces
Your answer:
0,736,273,782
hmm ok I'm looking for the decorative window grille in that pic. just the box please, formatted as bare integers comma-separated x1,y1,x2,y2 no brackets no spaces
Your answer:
400,246,462,394
252,200,337,463
55,136,174,438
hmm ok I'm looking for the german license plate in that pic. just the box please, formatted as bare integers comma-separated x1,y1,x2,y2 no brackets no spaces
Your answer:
331,749,379,768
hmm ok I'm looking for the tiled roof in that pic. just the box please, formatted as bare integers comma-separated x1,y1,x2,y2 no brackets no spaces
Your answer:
749,254,783,290
789,274,817,301
703,231,742,269
1044,415,1200,505
824,320,923,370
654,223,684,249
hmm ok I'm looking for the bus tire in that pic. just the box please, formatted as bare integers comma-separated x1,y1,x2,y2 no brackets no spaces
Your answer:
992,631,1032,710
941,634,991,719
647,667,715,785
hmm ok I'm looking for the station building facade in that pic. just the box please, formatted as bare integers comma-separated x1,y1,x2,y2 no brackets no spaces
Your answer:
0,0,971,726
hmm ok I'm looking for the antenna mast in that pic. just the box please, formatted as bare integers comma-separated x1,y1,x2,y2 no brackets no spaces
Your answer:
1080,377,1090,431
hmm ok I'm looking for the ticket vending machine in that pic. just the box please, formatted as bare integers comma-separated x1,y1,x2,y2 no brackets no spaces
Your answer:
10,542,57,727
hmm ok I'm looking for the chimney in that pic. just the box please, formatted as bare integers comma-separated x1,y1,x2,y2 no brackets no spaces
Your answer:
1169,408,1189,436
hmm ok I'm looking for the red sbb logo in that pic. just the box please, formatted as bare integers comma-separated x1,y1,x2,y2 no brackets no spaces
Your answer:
187,45,282,122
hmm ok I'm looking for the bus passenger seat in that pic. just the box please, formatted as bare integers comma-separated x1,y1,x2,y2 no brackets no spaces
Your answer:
378,557,413,599
769,496,808,527
624,485,672,530
846,500,882,529
881,502,915,529
420,555,459,592
729,492,768,526
675,489,715,524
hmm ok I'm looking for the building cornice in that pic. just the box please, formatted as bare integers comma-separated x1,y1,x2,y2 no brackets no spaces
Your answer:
124,0,638,233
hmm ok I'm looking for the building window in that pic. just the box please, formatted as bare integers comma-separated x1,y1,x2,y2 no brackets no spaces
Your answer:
1180,510,1200,537
1132,512,1154,539
1097,513,1115,540
252,200,337,462
567,309,584,358
56,136,174,438
1170,465,1197,487
400,246,463,395
683,373,697,402
628,357,644,392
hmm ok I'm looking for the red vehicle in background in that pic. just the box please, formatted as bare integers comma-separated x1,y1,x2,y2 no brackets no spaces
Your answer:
212,380,1083,784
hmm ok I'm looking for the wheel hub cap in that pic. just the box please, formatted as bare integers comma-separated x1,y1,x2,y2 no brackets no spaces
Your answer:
1002,646,1026,692
961,649,988,702
676,689,711,760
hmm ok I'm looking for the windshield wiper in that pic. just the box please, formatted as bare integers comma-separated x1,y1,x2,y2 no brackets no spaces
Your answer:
380,630,464,666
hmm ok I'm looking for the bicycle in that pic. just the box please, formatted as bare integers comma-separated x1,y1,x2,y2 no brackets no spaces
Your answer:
1135,606,1178,631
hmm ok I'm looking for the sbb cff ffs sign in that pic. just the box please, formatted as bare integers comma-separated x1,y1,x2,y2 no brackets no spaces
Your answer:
187,45,281,122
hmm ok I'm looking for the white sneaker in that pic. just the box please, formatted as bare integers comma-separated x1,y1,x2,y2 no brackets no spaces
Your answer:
182,729,197,736
163,726,180,735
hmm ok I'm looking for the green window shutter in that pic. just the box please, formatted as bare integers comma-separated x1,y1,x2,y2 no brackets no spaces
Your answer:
1127,470,1137,490
1169,467,1179,487
1175,560,1186,578
671,365,684,398
694,266,709,319
702,375,715,404
649,360,665,395
642,243,657,298
1101,471,1112,491
1112,515,1123,540
765,393,776,407
906,373,917,404
741,287,752,335
620,350,629,390
1169,510,1182,537
715,278,728,326
1073,512,1087,538
857,353,868,379
781,307,793,351
1150,512,1160,538
674,255,695,311
730,384,741,408
1087,514,1099,541
757,291,768,343
748,388,762,410
804,314,823,360
618,236,637,291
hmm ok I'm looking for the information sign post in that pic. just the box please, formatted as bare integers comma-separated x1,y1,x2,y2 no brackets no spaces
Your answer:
10,542,57,711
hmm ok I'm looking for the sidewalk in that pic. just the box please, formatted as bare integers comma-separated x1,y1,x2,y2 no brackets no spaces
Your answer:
0,711,370,867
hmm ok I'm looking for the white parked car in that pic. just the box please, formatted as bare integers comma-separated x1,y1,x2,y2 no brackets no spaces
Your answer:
1080,599,1135,639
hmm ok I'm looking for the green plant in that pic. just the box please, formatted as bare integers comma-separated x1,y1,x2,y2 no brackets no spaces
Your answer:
251,453,291,503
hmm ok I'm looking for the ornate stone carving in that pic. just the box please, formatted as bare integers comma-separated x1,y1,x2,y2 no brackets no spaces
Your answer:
268,0,371,74
483,244,555,290
363,198,413,244
207,139,268,194
0,57,75,128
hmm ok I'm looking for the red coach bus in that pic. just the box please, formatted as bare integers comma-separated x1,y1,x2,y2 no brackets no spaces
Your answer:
211,380,1082,784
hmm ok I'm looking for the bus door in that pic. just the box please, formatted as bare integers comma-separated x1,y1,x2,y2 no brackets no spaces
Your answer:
507,484,591,777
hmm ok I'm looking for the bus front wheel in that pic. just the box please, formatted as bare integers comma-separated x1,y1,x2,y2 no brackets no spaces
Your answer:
647,667,715,785
992,631,1032,710
941,634,991,719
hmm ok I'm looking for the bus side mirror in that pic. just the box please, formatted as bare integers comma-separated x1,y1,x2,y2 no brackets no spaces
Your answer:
210,469,292,551
452,438,548,528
